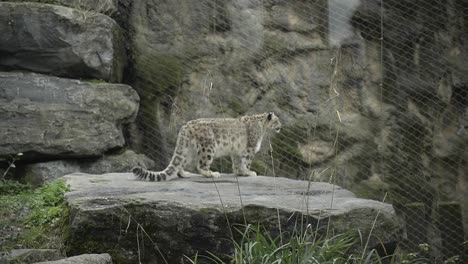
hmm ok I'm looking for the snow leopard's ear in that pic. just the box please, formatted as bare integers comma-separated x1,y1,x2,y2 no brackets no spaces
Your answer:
267,112,274,121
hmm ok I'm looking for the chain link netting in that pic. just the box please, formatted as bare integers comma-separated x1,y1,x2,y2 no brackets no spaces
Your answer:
131,0,468,261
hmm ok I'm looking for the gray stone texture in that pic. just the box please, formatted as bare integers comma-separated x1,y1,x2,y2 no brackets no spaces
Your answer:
22,150,155,186
64,173,401,263
0,249,62,264
0,72,139,158
33,253,112,264
0,2,125,82
126,0,468,245
56,0,119,17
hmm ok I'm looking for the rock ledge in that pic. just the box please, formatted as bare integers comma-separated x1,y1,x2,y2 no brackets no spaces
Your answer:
64,173,401,263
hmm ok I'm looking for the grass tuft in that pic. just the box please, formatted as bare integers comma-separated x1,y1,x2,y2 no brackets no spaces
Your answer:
0,179,70,251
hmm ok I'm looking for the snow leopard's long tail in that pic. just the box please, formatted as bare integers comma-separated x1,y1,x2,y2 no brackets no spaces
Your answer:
132,153,186,181
132,166,163,181
132,126,189,181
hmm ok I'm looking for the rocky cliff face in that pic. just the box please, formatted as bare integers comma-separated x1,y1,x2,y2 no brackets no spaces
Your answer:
127,0,379,180
0,2,125,82
0,2,148,185
0,72,137,158
126,0,467,206
123,0,468,258
0,0,467,261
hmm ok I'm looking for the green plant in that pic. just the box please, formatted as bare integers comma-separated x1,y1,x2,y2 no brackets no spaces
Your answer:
0,179,70,251
25,180,69,226
0,180,31,195
234,225,356,264
136,52,183,97
188,224,365,264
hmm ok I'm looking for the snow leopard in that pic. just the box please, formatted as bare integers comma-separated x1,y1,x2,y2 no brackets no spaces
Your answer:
132,112,282,181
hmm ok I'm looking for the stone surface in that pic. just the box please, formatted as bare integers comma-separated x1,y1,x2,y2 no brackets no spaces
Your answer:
64,173,401,263
0,2,125,82
127,0,385,188
22,150,155,186
34,253,112,264
351,0,468,254
0,72,139,159
126,1,468,254
0,249,62,264
126,0,467,195
57,0,119,17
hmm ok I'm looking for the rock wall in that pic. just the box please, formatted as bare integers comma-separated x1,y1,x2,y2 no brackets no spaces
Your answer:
361,0,468,256
0,2,125,82
126,0,466,192
0,2,146,186
120,1,363,198
123,0,468,258
127,0,380,180
0,0,467,260
0,72,138,158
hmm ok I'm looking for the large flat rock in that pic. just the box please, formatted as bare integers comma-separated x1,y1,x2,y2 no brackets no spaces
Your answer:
0,2,125,82
64,173,401,263
0,72,139,158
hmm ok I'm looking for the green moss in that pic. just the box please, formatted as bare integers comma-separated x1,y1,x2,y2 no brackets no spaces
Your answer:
228,98,247,115
271,124,309,169
136,52,184,97
9,258,23,264
353,183,388,201
262,34,290,59
0,179,70,251
210,156,232,173
0,180,31,195
250,160,270,176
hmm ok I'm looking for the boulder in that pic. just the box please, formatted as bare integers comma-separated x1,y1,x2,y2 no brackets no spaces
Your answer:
0,2,125,82
22,150,155,186
0,72,139,159
34,253,112,264
64,173,401,263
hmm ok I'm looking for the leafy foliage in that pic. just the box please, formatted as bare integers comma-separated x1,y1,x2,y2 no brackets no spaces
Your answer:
0,180,31,195
186,224,387,264
229,225,356,264
0,179,70,250
186,223,463,264
25,180,69,227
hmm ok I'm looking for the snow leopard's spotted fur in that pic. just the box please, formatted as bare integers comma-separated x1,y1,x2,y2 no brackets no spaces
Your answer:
132,112,281,181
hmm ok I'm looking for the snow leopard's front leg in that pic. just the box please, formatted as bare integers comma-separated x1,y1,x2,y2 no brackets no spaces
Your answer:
231,155,241,175
238,148,257,176
196,143,220,178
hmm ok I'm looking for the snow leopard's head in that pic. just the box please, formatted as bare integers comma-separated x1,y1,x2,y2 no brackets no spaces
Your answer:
266,112,282,133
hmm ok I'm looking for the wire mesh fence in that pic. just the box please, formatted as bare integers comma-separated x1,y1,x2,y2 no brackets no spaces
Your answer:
130,0,468,261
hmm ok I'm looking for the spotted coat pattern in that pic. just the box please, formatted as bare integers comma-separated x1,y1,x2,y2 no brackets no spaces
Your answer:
132,112,282,181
